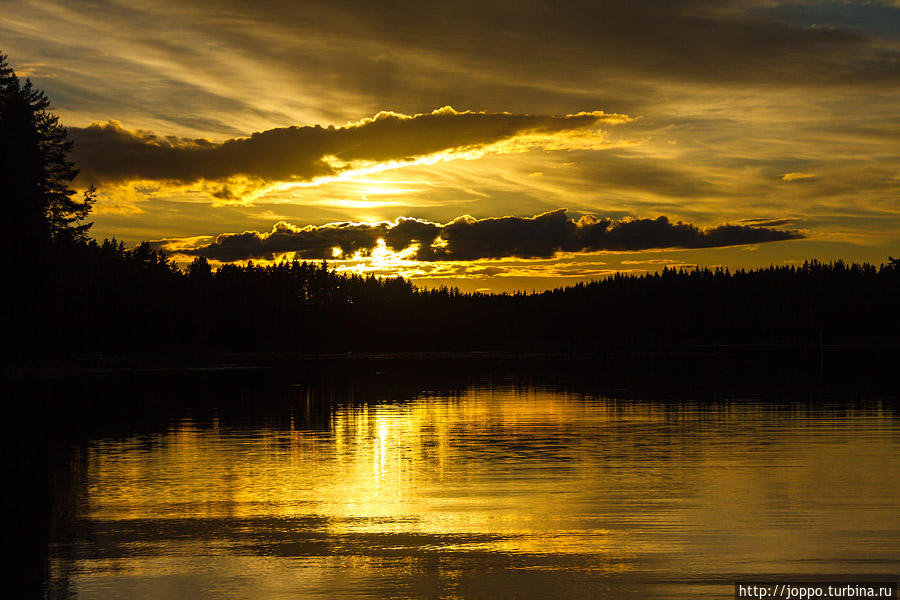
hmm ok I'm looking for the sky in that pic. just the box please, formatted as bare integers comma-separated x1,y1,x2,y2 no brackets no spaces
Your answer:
3,0,899,291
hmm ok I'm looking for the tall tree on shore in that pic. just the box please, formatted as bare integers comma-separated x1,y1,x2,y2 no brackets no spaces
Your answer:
0,51,95,256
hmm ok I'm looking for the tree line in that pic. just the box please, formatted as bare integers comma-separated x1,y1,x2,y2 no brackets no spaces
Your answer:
11,238,899,358
2,51,898,360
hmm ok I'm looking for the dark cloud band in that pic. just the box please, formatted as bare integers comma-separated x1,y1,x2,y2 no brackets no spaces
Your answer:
180,209,803,262
69,108,621,186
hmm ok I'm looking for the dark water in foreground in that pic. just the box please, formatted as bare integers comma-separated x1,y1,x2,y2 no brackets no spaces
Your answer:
8,354,900,599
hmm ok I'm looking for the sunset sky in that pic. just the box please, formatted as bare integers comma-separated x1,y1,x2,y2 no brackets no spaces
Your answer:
4,0,899,291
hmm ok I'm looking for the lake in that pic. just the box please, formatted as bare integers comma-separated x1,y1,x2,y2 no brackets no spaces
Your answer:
12,354,900,599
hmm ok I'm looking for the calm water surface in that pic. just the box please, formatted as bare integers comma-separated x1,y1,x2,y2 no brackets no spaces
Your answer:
45,373,899,599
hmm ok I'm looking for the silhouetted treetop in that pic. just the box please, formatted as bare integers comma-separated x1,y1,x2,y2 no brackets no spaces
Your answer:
0,51,95,255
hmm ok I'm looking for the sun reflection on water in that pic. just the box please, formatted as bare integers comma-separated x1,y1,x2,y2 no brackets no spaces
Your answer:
49,388,900,599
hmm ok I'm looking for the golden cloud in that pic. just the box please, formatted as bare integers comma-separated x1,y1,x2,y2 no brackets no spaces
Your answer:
167,209,803,263
781,172,817,182
70,108,629,203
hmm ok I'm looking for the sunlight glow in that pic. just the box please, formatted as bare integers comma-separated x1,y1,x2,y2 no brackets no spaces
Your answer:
346,238,421,272
271,127,624,198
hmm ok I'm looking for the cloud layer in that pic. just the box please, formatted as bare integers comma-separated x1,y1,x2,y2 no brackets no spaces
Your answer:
69,108,623,189
7,0,897,288
181,209,803,262
9,0,898,141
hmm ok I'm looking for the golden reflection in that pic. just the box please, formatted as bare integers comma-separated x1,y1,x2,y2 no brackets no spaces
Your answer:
85,392,663,548
50,389,900,599
81,391,900,565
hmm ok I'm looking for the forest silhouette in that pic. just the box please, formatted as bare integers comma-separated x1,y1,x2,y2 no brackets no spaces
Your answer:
2,52,899,361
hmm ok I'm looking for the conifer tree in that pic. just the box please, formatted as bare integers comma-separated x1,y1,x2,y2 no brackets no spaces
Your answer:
0,51,95,255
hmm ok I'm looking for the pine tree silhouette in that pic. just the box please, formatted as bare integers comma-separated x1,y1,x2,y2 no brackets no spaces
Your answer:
0,52,95,256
